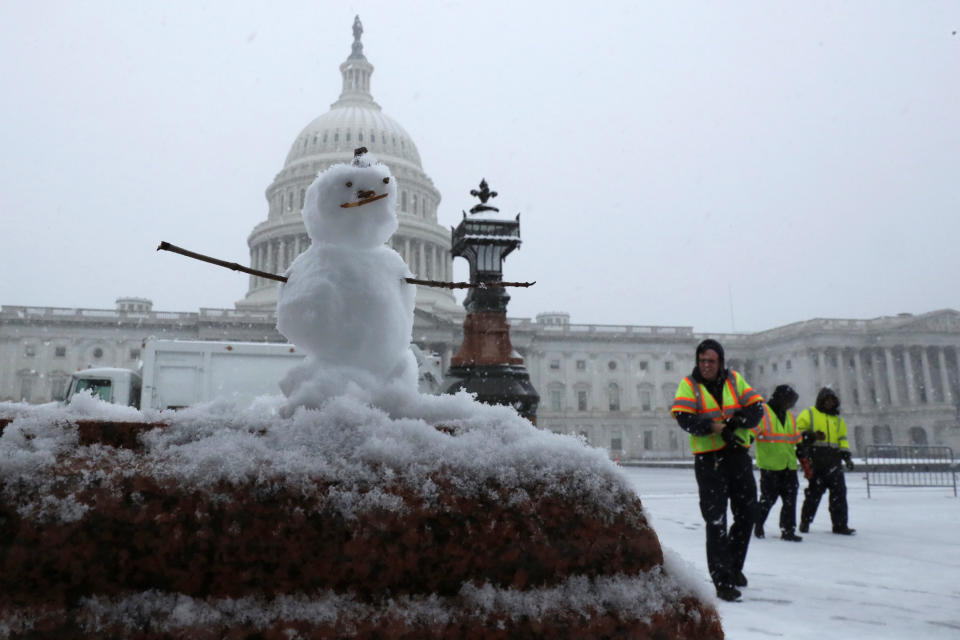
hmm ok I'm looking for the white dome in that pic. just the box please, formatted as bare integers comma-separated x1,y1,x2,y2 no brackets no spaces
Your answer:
237,16,461,318
284,106,422,169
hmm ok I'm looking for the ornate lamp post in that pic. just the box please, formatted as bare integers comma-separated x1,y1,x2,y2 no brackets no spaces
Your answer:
444,180,539,422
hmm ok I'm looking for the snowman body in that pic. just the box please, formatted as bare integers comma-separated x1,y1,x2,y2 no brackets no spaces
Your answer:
276,154,417,409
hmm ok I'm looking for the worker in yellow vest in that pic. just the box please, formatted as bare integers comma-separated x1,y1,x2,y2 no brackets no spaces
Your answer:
671,339,764,602
753,385,803,541
798,387,856,535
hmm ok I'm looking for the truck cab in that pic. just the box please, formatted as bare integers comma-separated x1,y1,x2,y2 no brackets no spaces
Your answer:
64,368,143,409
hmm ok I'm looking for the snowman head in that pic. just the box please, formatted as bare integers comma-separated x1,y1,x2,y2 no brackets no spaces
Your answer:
302,148,398,248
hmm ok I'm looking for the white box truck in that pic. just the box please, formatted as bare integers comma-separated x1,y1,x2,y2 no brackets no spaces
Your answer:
140,339,305,410
64,339,443,410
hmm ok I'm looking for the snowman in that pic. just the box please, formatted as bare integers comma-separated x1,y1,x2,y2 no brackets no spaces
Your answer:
277,148,417,412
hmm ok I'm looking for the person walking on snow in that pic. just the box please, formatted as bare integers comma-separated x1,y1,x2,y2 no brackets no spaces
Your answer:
754,385,804,542
671,339,765,602
798,387,856,535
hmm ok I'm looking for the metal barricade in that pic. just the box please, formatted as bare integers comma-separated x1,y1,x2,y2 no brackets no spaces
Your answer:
864,445,957,498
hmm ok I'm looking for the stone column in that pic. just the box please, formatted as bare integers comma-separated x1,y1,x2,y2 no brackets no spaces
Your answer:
277,239,286,272
854,349,868,408
939,347,955,404
404,237,411,268
265,241,274,281
870,349,884,407
903,347,919,405
811,350,824,391
920,347,934,403
419,241,426,279
884,348,900,406
836,348,849,405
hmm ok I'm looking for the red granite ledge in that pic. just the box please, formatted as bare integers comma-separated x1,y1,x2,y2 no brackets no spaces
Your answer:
0,593,723,640
1,475,663,603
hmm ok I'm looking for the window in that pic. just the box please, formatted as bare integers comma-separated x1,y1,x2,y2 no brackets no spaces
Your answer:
611,430,623,452
401,192,408,212
643,431,654,450
93,347,103,359
576,360,586,371
639,361,648,371
358,132,363,142
371,133,375,143
786,359,792,371
346,131,351,142
49,374,69,400
639,388,652,411
608,383,620,412
549,360,561,370
871,425,893,445
664,361,673,371
334,132,339,142
909,426,928,445
323,132,328,143
550,390,563,412
759,365,765,374
24,345,36,357
772,363,779,372
19,376,34,402
55,346,66,357
74,377,113,403
129,348,141,360
577,390,588,411
853,425,865,453
608,361,617,371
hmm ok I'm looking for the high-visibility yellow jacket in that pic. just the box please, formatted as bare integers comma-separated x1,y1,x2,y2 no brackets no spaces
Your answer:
755,404,800,471
671,370,763,454
796,407,849,452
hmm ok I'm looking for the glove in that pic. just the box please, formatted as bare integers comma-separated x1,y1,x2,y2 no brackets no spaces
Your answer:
798,457,813,480
721,423,748,449
725,412,748,430
800,431,816,445
842,451,854,471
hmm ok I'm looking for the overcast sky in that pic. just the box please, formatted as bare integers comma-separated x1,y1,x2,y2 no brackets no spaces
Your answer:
1,1,957,333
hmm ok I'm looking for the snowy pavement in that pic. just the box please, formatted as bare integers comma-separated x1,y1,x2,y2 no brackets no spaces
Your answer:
622,466,960,640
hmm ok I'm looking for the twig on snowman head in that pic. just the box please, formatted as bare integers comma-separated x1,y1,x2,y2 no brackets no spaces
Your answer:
157,241,535,289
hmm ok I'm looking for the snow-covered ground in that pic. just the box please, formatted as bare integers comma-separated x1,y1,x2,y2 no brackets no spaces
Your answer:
622,466,960,639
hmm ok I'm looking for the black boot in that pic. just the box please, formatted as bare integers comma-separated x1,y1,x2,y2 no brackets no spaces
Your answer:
716,585,742,602
781,531,803,542
799,520,810,533
832,526,856,535
754,523,765,539
733,571,748,587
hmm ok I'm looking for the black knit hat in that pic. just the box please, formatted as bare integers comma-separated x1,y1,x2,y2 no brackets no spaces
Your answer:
695,339,725,369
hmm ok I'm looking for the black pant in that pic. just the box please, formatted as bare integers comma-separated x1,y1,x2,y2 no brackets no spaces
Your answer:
756,468,799,535
800,463,848,530
694,448,758,589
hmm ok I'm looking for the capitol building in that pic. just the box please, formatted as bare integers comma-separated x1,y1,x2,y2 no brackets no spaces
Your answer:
2,20,959,459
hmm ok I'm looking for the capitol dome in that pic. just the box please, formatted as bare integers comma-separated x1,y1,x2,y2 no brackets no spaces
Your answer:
237,16,460,317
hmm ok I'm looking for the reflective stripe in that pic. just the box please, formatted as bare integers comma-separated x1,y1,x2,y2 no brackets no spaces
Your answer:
673,370,764,455
800,407,849,451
